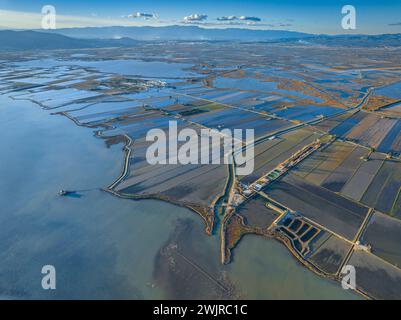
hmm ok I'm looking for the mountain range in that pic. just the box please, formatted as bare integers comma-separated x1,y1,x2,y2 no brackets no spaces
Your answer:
38,25,310,41
0,26,400,51
0,30,138,50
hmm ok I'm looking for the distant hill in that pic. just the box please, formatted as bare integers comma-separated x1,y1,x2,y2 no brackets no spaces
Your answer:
40,25,311,41
276,33,401,47
31,26,401,46
0,30,138,51
1,29,401,51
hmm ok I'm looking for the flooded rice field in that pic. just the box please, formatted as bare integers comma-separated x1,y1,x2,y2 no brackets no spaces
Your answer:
0,94,357,299
3,42,401,299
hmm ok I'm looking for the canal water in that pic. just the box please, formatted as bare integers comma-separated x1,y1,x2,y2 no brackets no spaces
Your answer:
0,94,359,299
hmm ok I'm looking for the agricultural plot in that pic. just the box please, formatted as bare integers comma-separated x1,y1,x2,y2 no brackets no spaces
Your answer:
375,100,401,117
348,250,401,299
292,139,393,207
265,173,369,240
380,101,401,116
193,89,258,106
188,107,291,139
252,95,294,113
239,128,321,185
68,101,145,124
308,235,351,275
310,111,357,134
345,113,399,151
213,76,277,92
340,152,386,201
320,146,368,192
8,76,57,85
312,118,342,133
117,162,228,208
14,87,101,109
360,160,401,217
329,111,367,137
376,119,401,156
163,100,226,116
361,211,401,268
226,93,284,110
109,111,180,139
274,104,340,122
308,231,332,253
217,92,262,106
186,89,237,102
293,141,355,186
114,124,229,211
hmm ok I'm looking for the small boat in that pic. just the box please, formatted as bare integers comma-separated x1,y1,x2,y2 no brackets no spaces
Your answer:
58,190,74,196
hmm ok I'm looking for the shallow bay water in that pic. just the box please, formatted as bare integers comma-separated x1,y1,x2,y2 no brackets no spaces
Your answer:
0,94,359,299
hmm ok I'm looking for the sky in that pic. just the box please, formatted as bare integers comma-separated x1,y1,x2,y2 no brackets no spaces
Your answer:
1,0,401,34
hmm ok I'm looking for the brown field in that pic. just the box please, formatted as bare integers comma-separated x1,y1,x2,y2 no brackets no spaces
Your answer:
295,141,355,186
346,113,397,149
363,94,398,111
340,152,386,201
240,128,321,184
320,146,368,192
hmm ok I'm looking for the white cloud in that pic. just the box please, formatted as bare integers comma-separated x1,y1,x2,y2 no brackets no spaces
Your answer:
239,16,262,22
183,14,208,22
216,16,237,21
215,15,263,25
